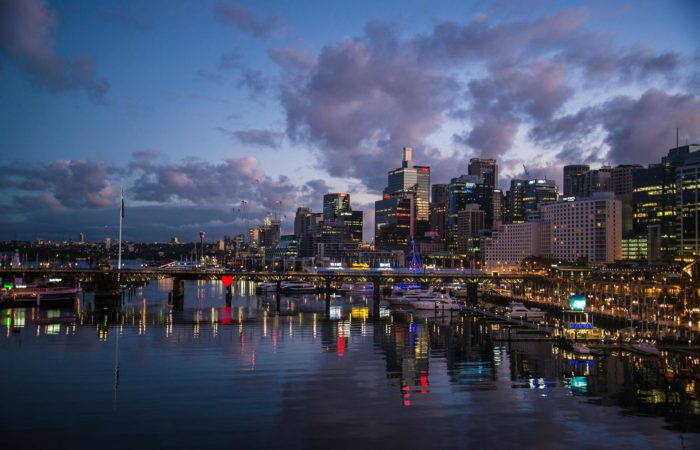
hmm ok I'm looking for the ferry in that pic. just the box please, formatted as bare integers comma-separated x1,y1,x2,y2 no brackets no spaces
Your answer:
254,281,317,294
1,283,80,305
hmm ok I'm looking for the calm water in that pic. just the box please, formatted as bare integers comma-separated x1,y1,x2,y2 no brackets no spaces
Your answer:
1,280,698,450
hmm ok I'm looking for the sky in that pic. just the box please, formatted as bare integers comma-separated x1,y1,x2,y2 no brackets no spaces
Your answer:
1,0,699,243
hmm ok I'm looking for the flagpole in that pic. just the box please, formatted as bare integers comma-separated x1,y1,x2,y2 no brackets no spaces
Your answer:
118,180,124,275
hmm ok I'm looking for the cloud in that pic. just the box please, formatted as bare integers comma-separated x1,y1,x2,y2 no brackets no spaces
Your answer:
214,3,287,38
268,47,315,72
218,48,242,70
0,0,109,103
227,128,284,148
280,30,458,191
414,8,589,64
530,89,700,165
0,160,116,210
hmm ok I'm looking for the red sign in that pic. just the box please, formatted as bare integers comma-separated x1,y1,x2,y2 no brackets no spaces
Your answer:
221,275,234,287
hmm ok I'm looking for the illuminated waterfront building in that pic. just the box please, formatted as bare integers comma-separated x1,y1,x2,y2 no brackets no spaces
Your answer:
540,193,622,264
484,222,545,272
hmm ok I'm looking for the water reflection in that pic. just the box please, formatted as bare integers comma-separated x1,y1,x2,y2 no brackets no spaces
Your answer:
0,280,698,449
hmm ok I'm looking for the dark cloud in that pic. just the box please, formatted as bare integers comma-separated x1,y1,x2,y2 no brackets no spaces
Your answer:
214,3,287,39
0,0,109,103
217,127,284,148
599,90,700,164
0,160,116,210
280,32,458,191
99,5,153,32
531,89,700,165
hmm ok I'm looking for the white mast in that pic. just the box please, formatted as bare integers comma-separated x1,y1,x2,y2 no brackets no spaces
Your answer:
118,180,124,272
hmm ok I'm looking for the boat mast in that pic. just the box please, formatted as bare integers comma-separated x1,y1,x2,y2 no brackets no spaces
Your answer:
118,179,124,274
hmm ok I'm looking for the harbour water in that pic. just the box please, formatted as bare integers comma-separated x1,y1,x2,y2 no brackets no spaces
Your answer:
1,280,698,450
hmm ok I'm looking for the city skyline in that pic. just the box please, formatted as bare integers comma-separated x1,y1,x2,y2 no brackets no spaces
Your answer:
2,0,700,242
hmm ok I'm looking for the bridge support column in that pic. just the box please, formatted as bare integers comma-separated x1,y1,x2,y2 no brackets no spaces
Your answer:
466,282,479,305
275,280,282,312
170,277,184,310
94,272,122,309
372,278,381,318
225,284,232,306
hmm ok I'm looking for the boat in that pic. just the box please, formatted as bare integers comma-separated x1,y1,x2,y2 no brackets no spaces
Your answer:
410,293,463,311
571,343,591,355
255,282,278,293
386,286,439,306
281,282,317,294
630,342,660,356
339,282,374,295
1,283,80,305
505,302,546,321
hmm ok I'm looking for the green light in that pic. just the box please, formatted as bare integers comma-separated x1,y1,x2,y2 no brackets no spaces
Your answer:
569,294,586,311
3,284,12,290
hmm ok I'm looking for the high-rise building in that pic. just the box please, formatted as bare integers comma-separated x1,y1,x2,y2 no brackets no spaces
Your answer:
430,184,449,241
485,222,545,272
387,147,430,223
339,210,363,244
492,189,504,227
456,205,486,254
431,184,448,205
540,193,622,264
294,207,312,238
468,158,498,190
376,147,430,249
563,164,589,197
323,193,350,220
508,179,558,223
447,175,493,249
610,165,643,195
677,157,700,262
259,213,281,249
571,166,611,198
375,193,415,250
632,145,700,261
78,232,85,244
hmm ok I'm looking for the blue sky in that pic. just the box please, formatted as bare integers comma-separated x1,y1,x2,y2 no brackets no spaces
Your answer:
1,0,699,242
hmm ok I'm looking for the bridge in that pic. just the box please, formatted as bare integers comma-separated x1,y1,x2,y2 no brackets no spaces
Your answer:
1,267,692,324
0,267,539,311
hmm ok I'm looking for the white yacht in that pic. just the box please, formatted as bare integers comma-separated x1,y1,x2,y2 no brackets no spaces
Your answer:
281,282,317,294
255,282,278,293
506,302,546,321
387,286,438,306
410,292,463,311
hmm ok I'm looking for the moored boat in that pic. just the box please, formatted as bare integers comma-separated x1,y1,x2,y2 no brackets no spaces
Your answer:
506,302,546,321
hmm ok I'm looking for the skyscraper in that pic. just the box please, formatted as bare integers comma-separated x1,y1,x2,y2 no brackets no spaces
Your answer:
323,193,350,220
375,147,430,248
387,147,430,223
468,158,498,190
447,174,492,249
294,207,312,238
563,164,589,197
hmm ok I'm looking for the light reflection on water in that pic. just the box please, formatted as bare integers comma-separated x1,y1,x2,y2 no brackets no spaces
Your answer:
0,280,698,450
